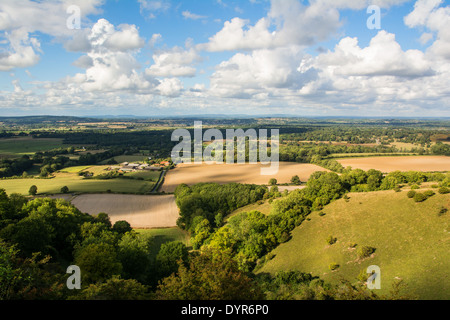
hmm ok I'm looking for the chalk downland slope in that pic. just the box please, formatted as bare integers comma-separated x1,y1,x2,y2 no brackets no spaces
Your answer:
258,190,450,300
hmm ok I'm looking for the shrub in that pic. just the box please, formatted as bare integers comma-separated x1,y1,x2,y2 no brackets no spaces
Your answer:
329,263,339,271
269,178,278,186
61,186,69,194
438,207,448,217
28,185,38,196
348,242,357,249
411,184,420,190
326,235,337,245
438,187,450,194
407,190,416,198
413,192,427,203
318,212,326,217
357,246,376,259
423,190,435,198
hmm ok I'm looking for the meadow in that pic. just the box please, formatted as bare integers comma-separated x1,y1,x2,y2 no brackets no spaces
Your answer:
0,172,156,195
258,190,450,300
0,137,65,157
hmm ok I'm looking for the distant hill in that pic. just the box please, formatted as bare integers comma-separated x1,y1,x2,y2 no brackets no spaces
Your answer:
258,189,450,300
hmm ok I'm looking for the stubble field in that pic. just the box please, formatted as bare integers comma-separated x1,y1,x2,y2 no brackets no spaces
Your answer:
160,162,327,192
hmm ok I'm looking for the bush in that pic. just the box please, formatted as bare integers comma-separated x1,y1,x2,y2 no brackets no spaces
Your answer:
423,190,435,198
413,192,427,203
438,187,450,194
326,235,337,245
410,184,420,190
329,263,339,271
357,246,376,259
28,185,38,196
438,207,448,217
61,186,69,194
407,190,416,198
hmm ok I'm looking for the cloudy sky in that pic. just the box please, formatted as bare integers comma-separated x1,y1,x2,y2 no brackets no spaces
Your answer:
0,0,449,117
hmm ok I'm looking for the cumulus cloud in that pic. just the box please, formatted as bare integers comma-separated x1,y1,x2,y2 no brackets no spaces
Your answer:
145,47,201,78
316,31,434,78
200,0,341,52
404,0,450,60
0,0,104,70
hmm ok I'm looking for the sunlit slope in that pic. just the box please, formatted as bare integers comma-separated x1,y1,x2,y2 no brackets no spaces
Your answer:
258,190,450,300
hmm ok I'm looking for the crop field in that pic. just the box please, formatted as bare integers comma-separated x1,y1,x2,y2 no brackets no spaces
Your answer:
161,162,327,193
0,172,155,195
258,190,450,300
71,194,180,229
338,156,450,173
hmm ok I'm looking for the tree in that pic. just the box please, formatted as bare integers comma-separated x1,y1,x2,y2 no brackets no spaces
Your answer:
156,248,264,300
28,185,37,196
269,178,278,186
60,186,69,194
290,175,301,185
113,220,132,234
156,241,189,279
74,243,122,284
117,231,153,283
70,276,149,300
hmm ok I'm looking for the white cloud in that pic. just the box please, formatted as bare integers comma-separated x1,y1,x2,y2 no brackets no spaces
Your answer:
0,0,104,70
145,47,201,78
316,31,434,78
182,11,207,20
405,0,450,60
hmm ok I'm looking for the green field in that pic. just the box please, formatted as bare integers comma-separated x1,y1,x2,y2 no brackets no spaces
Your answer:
0,173,156,195
0,137,65,157
258,190,450,300
100,155,148,164
226,200,273,221
60,166,92,173
137,227,191,261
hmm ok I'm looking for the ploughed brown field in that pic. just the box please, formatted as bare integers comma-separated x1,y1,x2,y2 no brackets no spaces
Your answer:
71,194,180,229
338,156,450,173
160,162,327,193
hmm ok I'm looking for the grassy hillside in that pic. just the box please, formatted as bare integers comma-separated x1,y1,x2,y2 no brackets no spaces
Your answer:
258,190,450,300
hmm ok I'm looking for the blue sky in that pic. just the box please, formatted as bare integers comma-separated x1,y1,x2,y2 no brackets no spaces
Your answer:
0,0,449,117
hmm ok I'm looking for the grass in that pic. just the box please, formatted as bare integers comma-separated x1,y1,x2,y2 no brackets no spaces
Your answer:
257,190,450,300
100,155,148,164
226,200,273,221
136,227,191,261
0,137,65,156
60,166,92,173
0,172,156,195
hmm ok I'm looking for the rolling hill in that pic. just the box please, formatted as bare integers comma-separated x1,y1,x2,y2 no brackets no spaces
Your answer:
257,190,450,300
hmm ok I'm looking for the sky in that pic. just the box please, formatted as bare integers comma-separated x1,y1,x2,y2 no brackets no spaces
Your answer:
0,0,449,118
